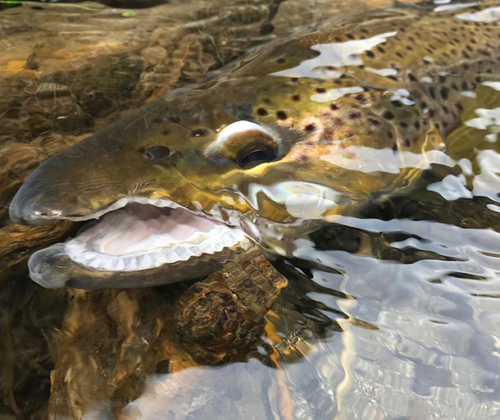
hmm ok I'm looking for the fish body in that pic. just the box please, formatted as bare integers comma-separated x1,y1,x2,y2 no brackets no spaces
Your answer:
9,1,500,288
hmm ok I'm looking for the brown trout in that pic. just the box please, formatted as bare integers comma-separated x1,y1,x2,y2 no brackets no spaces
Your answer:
9,2,500,288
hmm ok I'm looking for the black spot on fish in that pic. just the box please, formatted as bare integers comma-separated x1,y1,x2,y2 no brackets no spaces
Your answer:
153,116,163,124
377,46,385,54
392,100,403,108
403,139,411,147
440,87,449,100
305,124,315,132
383,111,394,120
277,58,286,64
399,121,408,129
292,95,300,102
367,118,380,126
349,112,361,119
330,104,338,111
277,111,288,120
168,116,180,123
257,108,268,116
414,121,420,130
366,51,375,58
408,73,416,82
316,87,326,93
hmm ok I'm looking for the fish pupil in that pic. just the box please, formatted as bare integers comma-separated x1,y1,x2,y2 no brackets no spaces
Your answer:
237,145,277,169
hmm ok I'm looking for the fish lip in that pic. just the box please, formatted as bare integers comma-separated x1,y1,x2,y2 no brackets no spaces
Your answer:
16,195,231,227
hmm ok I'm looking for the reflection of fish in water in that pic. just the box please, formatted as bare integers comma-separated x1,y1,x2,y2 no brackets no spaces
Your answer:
9,2,500,288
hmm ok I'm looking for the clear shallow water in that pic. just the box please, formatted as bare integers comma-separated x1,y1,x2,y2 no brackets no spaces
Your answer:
2,0,500,419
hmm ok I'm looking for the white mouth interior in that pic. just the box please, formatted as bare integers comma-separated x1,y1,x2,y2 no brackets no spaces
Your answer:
64,203,246,272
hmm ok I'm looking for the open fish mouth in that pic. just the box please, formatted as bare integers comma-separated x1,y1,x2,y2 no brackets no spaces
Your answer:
55,198,245,271
26,197,247,289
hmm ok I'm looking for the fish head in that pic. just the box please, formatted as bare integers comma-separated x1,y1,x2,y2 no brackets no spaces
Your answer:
10,26,448,288
11,72,414,224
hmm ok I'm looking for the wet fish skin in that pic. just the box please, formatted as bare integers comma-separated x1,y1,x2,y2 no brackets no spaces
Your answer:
10,2,500,229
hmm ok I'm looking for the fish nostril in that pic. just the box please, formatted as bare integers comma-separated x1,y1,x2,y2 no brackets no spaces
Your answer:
141,146,171,162
191,129,207,137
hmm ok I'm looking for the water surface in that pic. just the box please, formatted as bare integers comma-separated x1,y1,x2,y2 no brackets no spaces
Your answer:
1,0,500,419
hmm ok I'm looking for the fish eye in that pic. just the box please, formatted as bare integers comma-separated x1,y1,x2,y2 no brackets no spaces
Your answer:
143,146,170,161
237,145,277,169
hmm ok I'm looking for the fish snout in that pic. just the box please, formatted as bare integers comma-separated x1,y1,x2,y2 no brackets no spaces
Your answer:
9,130,135,225
9,154,76,225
